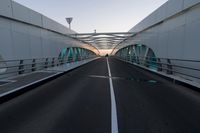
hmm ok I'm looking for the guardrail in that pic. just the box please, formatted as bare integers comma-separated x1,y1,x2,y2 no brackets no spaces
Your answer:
0,56,96,80
117,55,200,84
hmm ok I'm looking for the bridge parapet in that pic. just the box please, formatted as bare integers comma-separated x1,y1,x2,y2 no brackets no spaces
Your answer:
0,49,96,80
115,45,200,88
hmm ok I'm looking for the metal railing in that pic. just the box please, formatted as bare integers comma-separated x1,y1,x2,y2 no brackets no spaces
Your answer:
117,55,200,83
0,55,96,80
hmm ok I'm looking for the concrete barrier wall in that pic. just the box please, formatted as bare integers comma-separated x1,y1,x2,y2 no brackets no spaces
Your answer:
115,0,200,61
114,0,200,84
0,0,97,60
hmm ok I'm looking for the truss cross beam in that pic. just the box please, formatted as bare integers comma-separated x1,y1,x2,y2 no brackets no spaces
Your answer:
69,32,136,50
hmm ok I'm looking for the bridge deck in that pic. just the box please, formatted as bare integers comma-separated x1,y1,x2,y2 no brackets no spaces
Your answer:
0,71,57,96
0,58,200,133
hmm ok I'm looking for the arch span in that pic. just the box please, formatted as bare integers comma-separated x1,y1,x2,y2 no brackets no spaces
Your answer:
59,47,96,62
115,44,158,70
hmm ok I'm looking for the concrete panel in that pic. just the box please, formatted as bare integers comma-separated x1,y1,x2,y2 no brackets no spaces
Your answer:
50,22,60,33
129,19,146,32
12,2,30,23
11,21,31,59
12,1,74,35
12,32,31,59
184,0,200,9
40,29,73,57
0,0,12,17
42,16,58,32
167,26,185,59
144,28,158,53
51,20,75,34
185,5,200,24
57,35,67,46
41,38,50,58
29,27,43,58
51,41,59,57
11,21,29,33
164,13,186,31
56,24,65,34
157,32,168,58
40,30,52,57
29,10,42,27
0,18,14,59
48,32,60,57
150,26,160,54
0,17,11,30
57,24,73,34
184,19,200,60
156,3,167,23
166,0,184,18
142,13,157,30
137,14,154,32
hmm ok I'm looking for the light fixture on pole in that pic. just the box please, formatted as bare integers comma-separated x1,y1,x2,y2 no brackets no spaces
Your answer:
66,17,73,30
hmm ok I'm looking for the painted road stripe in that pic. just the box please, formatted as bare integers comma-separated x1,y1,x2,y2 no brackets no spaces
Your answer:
106,58,119,133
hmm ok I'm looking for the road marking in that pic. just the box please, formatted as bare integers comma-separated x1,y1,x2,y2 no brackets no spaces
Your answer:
106,58,119,133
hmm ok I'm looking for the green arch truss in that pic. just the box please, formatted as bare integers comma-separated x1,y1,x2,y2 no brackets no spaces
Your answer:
115,44,158,71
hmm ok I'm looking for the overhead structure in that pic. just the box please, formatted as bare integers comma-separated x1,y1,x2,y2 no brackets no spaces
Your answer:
69,32,136,50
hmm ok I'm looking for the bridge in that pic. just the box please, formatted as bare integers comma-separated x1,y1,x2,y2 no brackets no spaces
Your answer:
0,0,200,133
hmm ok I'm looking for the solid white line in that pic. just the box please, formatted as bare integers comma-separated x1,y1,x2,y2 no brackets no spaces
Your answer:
106,58,119,133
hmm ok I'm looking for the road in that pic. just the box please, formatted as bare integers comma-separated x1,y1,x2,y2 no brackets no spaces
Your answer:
0,57,200,133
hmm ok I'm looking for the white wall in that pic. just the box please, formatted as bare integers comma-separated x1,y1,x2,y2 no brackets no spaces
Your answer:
0,0,97,60
116,0,200,60
114,0,200,83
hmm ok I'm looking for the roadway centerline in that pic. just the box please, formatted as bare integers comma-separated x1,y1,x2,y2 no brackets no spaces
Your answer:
106,57,119,133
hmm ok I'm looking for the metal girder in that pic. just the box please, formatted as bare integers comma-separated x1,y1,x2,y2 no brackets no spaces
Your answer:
69,32,136,50
71,32,134,36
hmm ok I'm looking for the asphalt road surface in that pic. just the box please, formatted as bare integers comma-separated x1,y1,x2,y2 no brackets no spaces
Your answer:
0,57,200,133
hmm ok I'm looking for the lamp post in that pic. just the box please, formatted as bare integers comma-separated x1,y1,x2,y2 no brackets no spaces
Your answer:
66,17,73,30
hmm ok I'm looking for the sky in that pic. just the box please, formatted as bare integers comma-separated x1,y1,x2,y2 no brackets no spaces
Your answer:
13,0,168,33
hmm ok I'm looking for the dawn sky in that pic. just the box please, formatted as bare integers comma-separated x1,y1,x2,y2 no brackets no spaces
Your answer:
14,0,168,33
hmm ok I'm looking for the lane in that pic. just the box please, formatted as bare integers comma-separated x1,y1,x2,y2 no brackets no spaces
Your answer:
1,57,200,133
0,58,111,133
109,58,200,133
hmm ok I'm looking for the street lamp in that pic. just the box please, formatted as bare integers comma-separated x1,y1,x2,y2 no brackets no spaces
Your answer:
66,17,73,30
